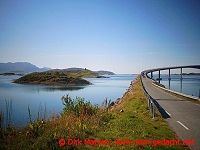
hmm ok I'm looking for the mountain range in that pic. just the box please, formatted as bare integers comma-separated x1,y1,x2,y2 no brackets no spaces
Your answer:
0,62,115,75
0,62,50,73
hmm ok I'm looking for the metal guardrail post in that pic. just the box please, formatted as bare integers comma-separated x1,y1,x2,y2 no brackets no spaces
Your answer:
150,102,152,116
152,103,155,119
148,99,150,108
140,75,156,119
149,101,155,119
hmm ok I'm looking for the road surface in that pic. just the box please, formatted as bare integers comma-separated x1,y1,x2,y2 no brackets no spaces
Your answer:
141,76,200,150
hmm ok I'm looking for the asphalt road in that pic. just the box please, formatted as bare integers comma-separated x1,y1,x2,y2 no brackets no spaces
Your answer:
141,76,200,150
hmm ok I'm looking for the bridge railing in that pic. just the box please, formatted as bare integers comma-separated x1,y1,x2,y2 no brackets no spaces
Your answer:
140,75,157,118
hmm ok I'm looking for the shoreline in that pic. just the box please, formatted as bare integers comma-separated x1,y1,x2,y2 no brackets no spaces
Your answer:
1,75,187,150
110,80,135,109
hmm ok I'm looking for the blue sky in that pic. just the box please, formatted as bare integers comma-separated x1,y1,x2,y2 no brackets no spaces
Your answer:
0,0,200,73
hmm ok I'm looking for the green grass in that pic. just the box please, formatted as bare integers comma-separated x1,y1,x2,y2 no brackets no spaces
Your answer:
0,76,188,150
93,77,188,150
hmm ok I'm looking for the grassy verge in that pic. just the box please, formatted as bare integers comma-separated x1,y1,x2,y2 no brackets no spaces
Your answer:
94,76,188,150
0,76,188,149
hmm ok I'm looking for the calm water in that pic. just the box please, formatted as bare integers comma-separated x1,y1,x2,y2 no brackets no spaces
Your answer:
152,74,200,97
0,74,135,127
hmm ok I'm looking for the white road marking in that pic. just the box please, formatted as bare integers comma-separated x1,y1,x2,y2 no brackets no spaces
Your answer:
165,110,171,116
177,121,189,130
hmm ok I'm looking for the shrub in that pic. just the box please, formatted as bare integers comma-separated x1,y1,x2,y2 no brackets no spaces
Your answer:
61,95,98,116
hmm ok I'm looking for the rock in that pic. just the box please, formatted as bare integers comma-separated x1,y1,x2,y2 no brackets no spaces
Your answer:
96,75,109,78
109,101,115,107
120,109,124,113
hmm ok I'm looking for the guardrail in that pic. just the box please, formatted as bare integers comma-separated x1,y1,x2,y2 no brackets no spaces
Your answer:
140,75,171,119
140,75,156,118
152,82,200,101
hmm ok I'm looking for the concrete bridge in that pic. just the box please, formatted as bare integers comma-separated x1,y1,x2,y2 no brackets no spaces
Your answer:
142,65,200,83
141,65,200,150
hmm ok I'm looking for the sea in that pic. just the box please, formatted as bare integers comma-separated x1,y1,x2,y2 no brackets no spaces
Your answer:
0,74,199,127
0,74,135,127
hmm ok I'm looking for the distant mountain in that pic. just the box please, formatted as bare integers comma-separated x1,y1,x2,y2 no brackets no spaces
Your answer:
0,62,50,73
182,73,200,75
0,63,115,76
95,70,115,75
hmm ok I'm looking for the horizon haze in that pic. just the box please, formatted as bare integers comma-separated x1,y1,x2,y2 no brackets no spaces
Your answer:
0,0,200,74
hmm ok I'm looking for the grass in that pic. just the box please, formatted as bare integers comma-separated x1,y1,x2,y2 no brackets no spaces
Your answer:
0,76,188,149
94,77,188,150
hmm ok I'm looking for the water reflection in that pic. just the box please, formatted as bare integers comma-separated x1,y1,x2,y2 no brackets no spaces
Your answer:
152,74,200,97
42,86,86,92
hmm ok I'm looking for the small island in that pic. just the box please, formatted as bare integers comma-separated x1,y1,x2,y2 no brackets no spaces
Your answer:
0,72,24,76
0,72,16,75
13,68,116,86
96,75,109,78
95,70,115,75
14,70,96,86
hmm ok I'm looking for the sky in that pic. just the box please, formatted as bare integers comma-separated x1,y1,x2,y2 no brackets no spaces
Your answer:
0,0,200,74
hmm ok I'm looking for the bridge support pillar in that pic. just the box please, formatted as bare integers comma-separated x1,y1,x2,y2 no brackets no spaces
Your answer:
180,68,183,92
158,70,161,83
168,69,171,89
180,68,183,80
151,72,153,79
168,69,171,80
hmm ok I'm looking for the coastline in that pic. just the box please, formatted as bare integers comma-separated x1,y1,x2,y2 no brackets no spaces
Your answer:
0,75,187,149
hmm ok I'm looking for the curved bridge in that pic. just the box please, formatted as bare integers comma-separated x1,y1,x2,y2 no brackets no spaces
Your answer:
142,65,200,74
140,65,200,150
142,65,200,83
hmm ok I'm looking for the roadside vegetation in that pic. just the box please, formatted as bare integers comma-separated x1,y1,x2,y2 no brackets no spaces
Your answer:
0,76,188,149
